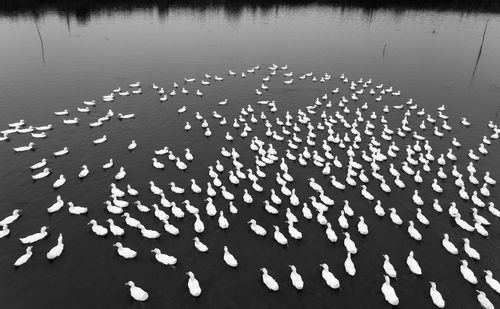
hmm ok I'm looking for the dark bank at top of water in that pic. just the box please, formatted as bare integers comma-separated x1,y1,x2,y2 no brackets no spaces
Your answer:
1,0,500,21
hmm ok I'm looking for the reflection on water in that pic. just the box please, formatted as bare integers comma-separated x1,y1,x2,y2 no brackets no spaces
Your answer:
1,0,499,24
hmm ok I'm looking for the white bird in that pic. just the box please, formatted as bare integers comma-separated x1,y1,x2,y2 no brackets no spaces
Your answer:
169,182,184,194
187,271,202,297
408,221,422,241
343,232,357,254
460,260,477,284
289,265,304,290
114,242,137,259
286,220,302,240
185,148,194,161
463,238,480,260
128,140,137,150
14,246,33,267
357,216,369,235
47,196,64,213
412,190,424,205
260,268,279,291
344,252,356,276
103,159,114,169
383,255,397,278
0,209,21,226
125,281,148,302
218,211,229,229
416,208,430,225
53,147,69,156
484,270,500,294
248,219,267,236
20,226,48,244
122,213,141,228
429,281,445,308
93,135,107,144
107,219,125,236
115,167,126,180
320,263,340,289
151,248,177,266
13,142,35,152
0,225,10,239
126,184,138,196
476,290,494,309
88,220,108,236
442,233,458,254
406,251,422,275
78,165,89,178
137,224,160,239
273,226,288,245
176,158,187,170
193,237,208,252
389,208,403,225
30,158,47,170
381,275,399,306
193,214,205,234
46,233,64,260
223,246,238,267
53,175,66,189
31,167,51,180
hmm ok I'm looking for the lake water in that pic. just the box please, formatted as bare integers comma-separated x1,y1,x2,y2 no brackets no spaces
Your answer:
0,2,499,308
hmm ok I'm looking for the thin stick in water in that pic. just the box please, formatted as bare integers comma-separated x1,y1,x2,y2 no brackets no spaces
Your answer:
470,19,489,85
34,18,45,65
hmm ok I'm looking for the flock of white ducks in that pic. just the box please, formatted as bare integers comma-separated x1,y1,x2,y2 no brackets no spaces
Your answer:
1,63,500,308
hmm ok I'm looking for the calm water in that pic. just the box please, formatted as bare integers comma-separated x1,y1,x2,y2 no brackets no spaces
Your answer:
0,3,500,309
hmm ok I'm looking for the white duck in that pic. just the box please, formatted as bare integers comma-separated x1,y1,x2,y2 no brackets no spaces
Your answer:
406,251,422,275
125,281,148,302
429,281,445,308
344,252,356,276
114,242,137,259
20,226,48,244
383,255,397,278
187,271,202,297
273,226,288,245
68,202,88,215
14,246,33,267
53,175,66,189
320,263,340,289
381,275,399,306
408,221,422,241
107,219,125,236
223,246,238,267
289,265,304,290
460,260,477,284
151,248,177,266
88,220,108,236
343,232,357,254
248,219,266,236
47,234,64,260
260,268,279,291
193,237,208,252
463,237,480,261
476,290,494,309
484,270,500,293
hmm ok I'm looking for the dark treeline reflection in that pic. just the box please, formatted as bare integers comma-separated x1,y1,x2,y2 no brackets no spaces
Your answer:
0,0,499,23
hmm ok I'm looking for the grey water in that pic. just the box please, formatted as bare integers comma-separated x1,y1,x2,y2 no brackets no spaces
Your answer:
0,2,500,308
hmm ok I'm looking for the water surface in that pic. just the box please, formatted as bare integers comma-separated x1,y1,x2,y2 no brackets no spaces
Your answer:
0,3,499,309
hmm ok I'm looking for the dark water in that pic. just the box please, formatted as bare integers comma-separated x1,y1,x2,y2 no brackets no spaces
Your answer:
0,2,500,309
